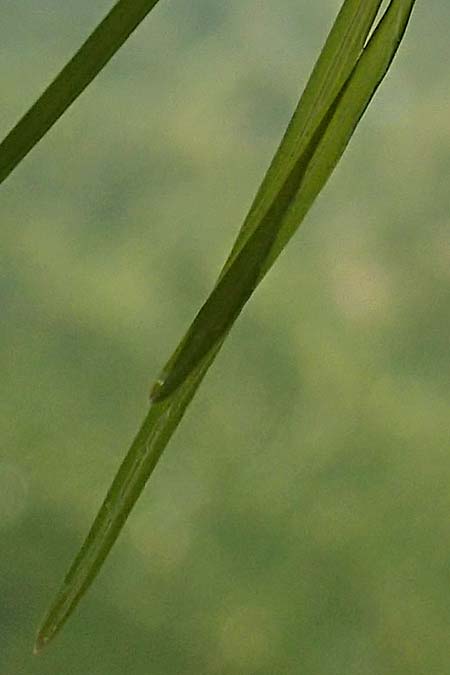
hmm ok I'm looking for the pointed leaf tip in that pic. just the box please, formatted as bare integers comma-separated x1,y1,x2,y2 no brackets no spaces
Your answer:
33,632,48,655
34,0,417,649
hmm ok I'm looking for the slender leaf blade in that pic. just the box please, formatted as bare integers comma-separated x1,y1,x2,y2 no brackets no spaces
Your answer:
227,0,384,263
152,0,417,400
35,0,416,652
0,0,161,186
150,0,386,397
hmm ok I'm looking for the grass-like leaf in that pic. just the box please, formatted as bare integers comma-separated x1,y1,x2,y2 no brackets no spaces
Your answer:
34,0,416,652
0,0,161,186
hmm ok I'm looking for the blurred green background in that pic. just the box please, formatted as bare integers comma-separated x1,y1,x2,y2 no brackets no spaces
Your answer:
1,1,450,673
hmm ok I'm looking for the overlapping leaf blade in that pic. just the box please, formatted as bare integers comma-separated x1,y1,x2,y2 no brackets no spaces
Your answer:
34,0,416,652
226,0,384,262
0,0,161,185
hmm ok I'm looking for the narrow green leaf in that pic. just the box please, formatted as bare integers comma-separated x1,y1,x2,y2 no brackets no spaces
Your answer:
0,0,161,186
227,0,384,262
35,0,416,652
150,0,385,398
150,77,350,401
152,0,417,401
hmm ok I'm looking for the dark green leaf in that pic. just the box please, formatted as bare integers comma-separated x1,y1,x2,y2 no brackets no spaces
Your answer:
0,0,161,186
